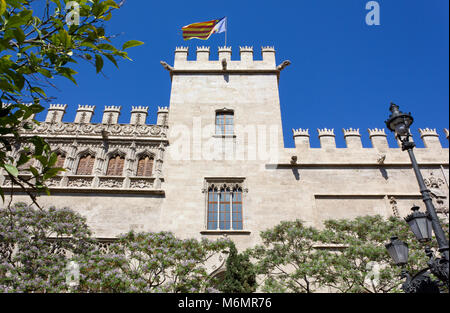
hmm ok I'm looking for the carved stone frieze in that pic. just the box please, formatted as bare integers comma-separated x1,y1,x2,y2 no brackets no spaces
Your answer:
23,122,167,138
129,177,154,189
46,177,62,187
98,177,124,188
67,176,93,188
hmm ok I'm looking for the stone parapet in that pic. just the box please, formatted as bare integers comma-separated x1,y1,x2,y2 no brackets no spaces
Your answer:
169,46,281,70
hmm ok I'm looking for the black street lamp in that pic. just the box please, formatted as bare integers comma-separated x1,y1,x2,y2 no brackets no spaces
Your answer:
404,205,433,243
384,103,449,293
385,236,409,266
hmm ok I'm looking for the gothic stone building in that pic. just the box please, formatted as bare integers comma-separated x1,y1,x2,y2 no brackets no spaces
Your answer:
2,46,449,260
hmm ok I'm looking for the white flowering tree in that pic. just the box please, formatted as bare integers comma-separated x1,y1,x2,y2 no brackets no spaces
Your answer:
0,203,232,293
78,231,231,293
0,202,94,292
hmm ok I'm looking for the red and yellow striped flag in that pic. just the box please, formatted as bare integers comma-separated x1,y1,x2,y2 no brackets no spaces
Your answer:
181,19,221,41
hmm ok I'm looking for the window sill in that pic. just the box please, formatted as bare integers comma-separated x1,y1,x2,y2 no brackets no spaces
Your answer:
200,230,251,235
212,134,236,138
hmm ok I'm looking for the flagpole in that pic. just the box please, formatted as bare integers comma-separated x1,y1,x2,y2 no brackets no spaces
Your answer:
225,17,227,47
225,29,227,47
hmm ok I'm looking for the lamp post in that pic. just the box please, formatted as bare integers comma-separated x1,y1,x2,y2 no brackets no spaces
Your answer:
384,103,449,293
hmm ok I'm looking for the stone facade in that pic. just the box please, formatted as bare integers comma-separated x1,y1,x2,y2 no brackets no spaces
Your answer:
2,46,449,264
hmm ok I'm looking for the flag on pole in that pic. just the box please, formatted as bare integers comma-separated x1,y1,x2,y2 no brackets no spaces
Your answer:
182,17,227,41
213,17,227,34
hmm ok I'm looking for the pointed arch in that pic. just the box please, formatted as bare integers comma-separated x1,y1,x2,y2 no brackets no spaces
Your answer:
76,149,96,175
106,150,126,176
135,151,155,177
52,147,68,169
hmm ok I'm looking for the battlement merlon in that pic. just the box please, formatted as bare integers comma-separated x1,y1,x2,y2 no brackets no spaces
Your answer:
343,128,362,149
419,128,442,149
75,105,96,123
157,106,169,126
169,46,286,71
368,128,389,150
293,128,310,149
292,128,449,150
45,104,67,123
317,128,336,149
130,106,149,125
36,105,170,126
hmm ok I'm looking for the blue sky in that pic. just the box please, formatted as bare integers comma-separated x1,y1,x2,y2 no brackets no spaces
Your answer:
37,0,449,148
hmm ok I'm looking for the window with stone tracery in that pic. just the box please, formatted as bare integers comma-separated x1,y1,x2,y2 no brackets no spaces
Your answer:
207,184,243,230
136,155,154,177
76,154,95,175
106,154,125,176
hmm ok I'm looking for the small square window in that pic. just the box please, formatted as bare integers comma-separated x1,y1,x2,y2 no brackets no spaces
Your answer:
215,111,234,135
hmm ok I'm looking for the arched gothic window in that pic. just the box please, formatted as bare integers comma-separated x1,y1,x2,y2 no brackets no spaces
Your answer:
55,153,66,168
76,154,95,175
106,154,125,176
207,184,243,230
136,155,154,177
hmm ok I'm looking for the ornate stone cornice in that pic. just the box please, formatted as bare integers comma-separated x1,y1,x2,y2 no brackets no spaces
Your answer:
19,122,167,139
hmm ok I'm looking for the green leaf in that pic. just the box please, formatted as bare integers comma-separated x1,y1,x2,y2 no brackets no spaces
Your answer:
104,53,118,68
5,9,32,28
80,41,99,50
122,40,144,50
95,54,103,73
13,28,25,44
0,0,7,16
38,68,53,78
56,67,78,85
43,167,64,180
48,152,57,167
103,0,120,9
29,86,46,96
29,166,39,177
3,163,18,177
